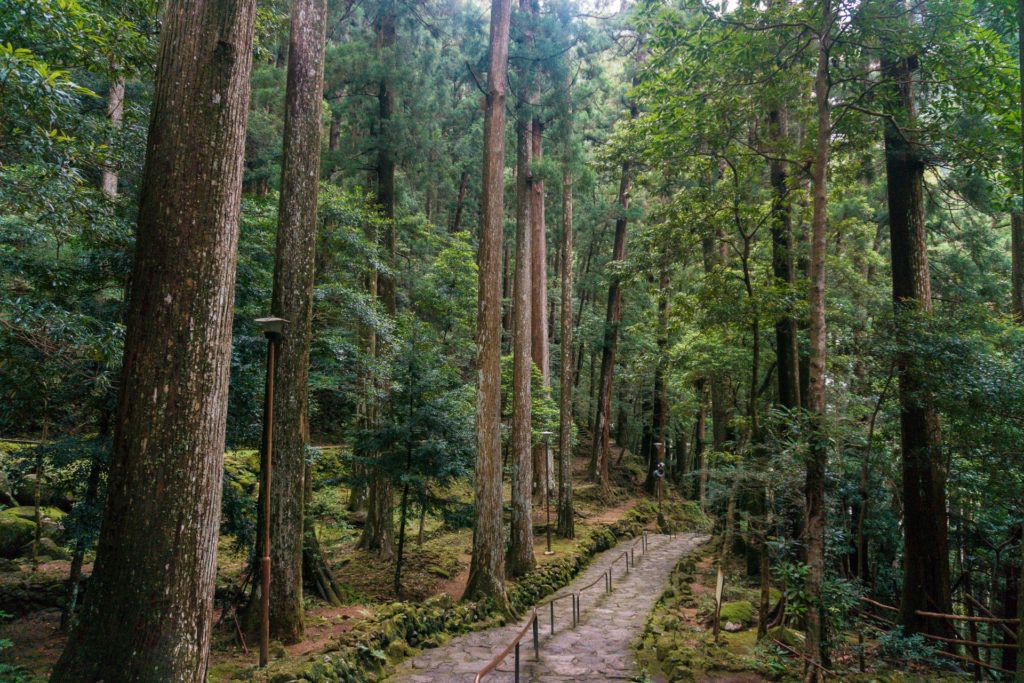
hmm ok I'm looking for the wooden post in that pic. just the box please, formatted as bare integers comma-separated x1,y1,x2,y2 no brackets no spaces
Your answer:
713,566,725,643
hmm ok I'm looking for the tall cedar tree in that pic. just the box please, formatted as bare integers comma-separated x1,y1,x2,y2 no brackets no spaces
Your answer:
557,74,575,539
250,0,328,642
531,115,553,495
49,0,256,677
803,2,832,673
882,39,954,639
590,99,635,487
463,0,512,610
769,106,800,409
360,0,398,557
507,0,537,577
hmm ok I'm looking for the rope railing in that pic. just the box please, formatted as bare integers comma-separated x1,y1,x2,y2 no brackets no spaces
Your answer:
473,529,672,682
473,607,539,683
853,596,1020,677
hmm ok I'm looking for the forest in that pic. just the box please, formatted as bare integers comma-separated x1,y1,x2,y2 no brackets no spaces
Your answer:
1,0,1023,679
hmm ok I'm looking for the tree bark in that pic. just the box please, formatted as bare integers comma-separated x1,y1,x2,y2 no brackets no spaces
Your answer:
557,134,575,539
882,46,953,638
359,0,397,557
463,0,512,611
531,117,553,495
768,106,800,410
804,9,831,675
50,0,255,676
589,160,631,488
101,69,125,199
249,0,327,642
507,44,535,576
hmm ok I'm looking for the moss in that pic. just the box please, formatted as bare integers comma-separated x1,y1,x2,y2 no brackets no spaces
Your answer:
0,512,35,559
718,600,754,625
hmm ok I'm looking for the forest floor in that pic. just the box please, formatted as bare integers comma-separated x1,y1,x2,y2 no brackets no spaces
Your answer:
0,440,677,681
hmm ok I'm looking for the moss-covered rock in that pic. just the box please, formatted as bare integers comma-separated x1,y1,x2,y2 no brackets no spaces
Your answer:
718,600,754,625
0,510,35,559
0,506,65,557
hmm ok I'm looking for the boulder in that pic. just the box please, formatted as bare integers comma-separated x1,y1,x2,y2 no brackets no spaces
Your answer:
723,620,744,632
718,600,755,625
0,511,35,559
0,506,65,558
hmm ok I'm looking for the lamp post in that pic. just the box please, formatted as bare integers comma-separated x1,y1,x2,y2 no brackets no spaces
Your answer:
255,317,287,667
540,431,554,555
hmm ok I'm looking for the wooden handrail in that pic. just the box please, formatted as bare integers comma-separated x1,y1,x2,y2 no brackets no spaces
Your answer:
919,631,1018,650
859,596,898,612
933,648,1015,675
474,608,538,683
915,610,1020,625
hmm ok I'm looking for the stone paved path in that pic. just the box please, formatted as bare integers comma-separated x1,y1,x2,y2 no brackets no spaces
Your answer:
389,532,708,683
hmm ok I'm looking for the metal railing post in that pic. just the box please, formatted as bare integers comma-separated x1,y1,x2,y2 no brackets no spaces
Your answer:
608,568,613,592
514,642,520,683
550,600,555,635
532,613,540,659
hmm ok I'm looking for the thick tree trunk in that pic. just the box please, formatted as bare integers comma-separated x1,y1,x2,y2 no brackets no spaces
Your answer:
507,65,535,577
360,2,397,556
804,13,831,675
882,48,953,638
463,0,512,610
768,106,800,410
50,0,255,676
101,71,125,198
248,0,327,642
589,161,631,488
557,142,575,539
531,117,553,495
